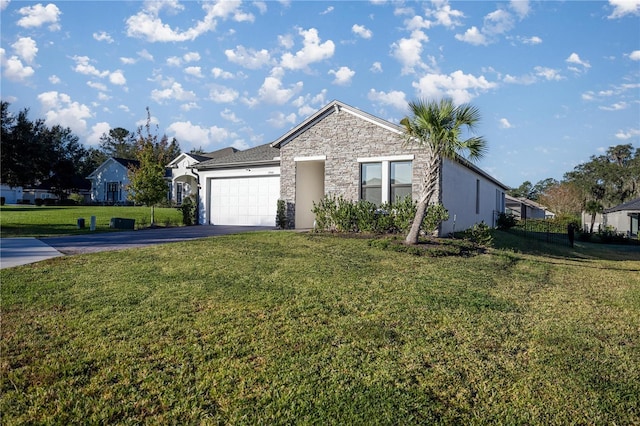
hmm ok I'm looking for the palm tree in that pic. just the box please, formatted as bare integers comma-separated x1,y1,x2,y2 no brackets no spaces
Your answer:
584,199,603,234
401,98,487,245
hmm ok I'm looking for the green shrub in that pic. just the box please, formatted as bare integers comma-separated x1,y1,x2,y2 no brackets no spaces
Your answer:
462,221,493,247
34,198,44,206
422,203,449,235
0,197,5,206
276,199,287,229
177,195,197,226
68,193,85,205
496,212,517,229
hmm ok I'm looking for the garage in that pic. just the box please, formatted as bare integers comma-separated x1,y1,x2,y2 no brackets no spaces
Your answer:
209,175,280,226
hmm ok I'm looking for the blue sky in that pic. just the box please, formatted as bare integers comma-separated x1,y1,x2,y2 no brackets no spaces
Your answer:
1,0,638,188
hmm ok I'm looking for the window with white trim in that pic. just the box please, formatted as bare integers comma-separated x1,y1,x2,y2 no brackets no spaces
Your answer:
359,156,413,206
106,182,119,202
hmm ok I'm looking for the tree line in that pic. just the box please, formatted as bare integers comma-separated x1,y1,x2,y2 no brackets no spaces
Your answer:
1,101,180,200
509,144,640,221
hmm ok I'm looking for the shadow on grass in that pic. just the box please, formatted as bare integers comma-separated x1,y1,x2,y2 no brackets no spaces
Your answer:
491,230,640,267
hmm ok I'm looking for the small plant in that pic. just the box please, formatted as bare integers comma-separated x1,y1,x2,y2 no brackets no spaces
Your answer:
276,199,287,229
462,221,493,246
0,197,5,206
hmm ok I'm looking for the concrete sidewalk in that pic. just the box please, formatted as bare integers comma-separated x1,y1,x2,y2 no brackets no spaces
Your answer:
1,225,275,269
0,238,64,269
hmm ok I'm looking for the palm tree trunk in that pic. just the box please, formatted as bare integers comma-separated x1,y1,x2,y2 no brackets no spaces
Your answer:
405,155,440,245
151,205,155,227
590,213,595,234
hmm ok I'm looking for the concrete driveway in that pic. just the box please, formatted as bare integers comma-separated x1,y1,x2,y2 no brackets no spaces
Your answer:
1,225,274,269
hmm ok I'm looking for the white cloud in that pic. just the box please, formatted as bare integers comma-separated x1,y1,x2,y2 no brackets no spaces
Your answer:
566,52,591,69
266,111,297,128
180,102,200,112
413,70,497,104
167,56,182,67
138,50,154,61
615,128,640,139
628,50,640,60
126,1,254,42
600,102,628,111
370,62,383,73
93,31,114,43
455,26,487,45
320,6,334,15
109,70,126,85
183,52,201,63
36,91,93,135
329,66,355,85
225,45,272,69
209,84,239,103
534,66,563,81
150,82,196,103
12,37,38,64
87,81,108,91
499,118,513,128
184,66,203,78
49,75,61,84
510,0,530,18
608,0,640,18
72,55,109,78
280,28,335,70
87,122,111,146
391,30,429,74
121,57,136,65
253,68,303,104
521,36,542,45
0,48,35,81
367,89,408,111
483,9,514,35
17,3,61,31
212,67,235,79
278,34,294,49
425,1,465,28
254,1,267,14
221,108,242,123
352,24,373,39
167,121,235,149
1,0,9,11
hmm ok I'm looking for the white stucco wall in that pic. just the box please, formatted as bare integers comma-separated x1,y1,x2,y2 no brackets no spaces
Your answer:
197,165,280,225
440,158,506,235
605,211,637,236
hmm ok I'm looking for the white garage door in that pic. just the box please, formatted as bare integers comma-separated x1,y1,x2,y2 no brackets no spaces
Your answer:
210,176,280,226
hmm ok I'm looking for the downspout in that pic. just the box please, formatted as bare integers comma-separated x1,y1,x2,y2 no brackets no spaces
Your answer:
189,167,201,225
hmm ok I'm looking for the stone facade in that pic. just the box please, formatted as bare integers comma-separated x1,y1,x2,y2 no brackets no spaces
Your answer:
278,106,435,228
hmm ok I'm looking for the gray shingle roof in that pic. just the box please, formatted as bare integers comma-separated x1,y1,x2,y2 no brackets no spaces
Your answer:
604,197,640,213
196,143,280,169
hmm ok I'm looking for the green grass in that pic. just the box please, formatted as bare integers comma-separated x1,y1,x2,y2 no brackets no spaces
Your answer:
0,205,183,237
1,231,639,424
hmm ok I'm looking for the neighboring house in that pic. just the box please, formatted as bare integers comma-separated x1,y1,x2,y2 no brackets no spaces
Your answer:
0,184,23,204
194,100,508,234
167,147,238,206
505,195,549,220
603,197,640,238
87,157,139,204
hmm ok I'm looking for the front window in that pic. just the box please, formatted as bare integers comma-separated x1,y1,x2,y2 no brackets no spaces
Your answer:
361,163,382,205
176,182,183,205
390,161,412,203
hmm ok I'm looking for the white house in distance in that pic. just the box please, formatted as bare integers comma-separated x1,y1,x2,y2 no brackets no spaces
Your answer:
0,184,23,204
191,100,508,235
505,195,550,220
87,157,139,204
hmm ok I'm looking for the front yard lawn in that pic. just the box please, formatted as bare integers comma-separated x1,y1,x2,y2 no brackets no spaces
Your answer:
0,205,183,237
1,231,639,424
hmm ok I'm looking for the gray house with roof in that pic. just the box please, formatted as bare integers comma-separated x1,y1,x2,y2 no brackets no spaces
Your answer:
192,100,508,234
603,197,640,238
